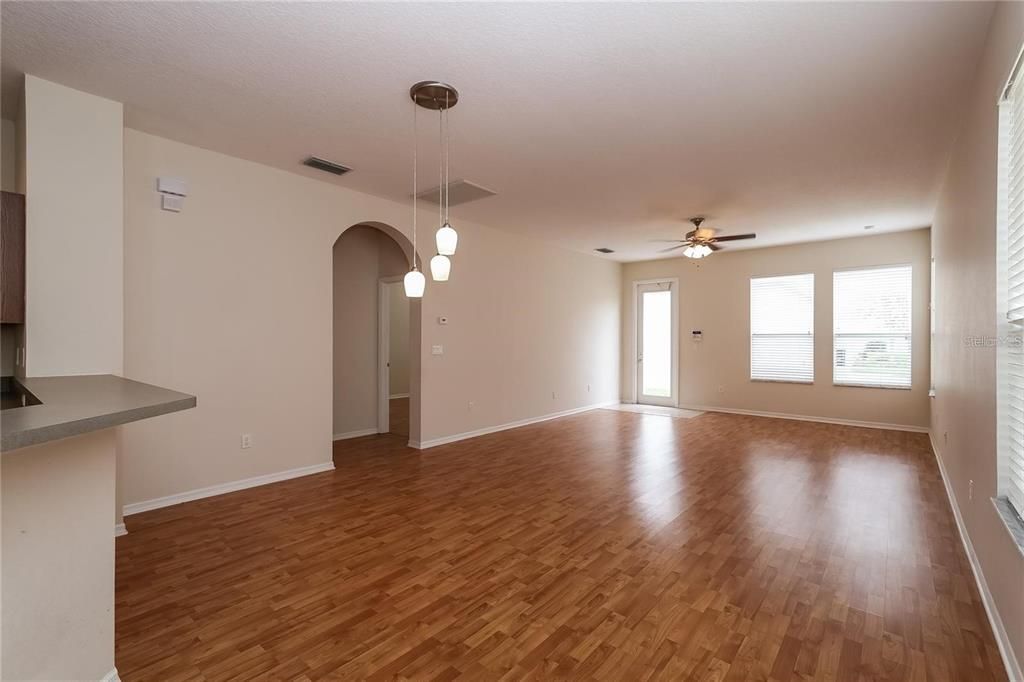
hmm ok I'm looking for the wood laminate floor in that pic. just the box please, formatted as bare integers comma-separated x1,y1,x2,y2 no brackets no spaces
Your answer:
115,410,1007,681
390,397,410,439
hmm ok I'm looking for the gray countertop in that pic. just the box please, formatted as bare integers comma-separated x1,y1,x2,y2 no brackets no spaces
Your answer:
1,375,196,452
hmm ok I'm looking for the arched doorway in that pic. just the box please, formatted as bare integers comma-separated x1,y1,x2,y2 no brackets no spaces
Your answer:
331,222,422,446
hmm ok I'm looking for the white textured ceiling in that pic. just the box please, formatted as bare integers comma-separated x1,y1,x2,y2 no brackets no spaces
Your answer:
0,1,994,261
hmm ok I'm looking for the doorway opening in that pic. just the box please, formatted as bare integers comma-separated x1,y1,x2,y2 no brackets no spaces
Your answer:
332,223,421,446
377,277,410,438
633,279,678,407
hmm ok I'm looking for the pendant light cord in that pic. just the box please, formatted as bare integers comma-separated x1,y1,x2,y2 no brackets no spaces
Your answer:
412,102,418,269
438,101,444,232
445,92,450,223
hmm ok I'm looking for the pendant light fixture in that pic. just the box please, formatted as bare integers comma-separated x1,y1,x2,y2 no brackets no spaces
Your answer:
435,95,458,256
429,88,452,281
410,83,460,286
430,253,451,281
404,91,425,298
408,81,460,291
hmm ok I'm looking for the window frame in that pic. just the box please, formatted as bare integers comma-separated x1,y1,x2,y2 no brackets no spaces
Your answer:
831,263,914,391
749,271,815,385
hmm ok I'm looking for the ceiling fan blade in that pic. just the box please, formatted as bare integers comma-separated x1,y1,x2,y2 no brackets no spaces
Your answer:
657,244,688,253
708,242,722,251
650,239,687,244
711,233,756,242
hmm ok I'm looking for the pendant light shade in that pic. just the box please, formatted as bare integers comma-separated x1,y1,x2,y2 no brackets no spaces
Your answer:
430,254,451,281
404,268,425,298
436,223,458,256
683,245,696,259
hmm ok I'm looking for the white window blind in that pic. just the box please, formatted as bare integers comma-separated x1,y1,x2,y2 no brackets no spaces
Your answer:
998,58,1024,518
833,265,912,389
750,273,814,383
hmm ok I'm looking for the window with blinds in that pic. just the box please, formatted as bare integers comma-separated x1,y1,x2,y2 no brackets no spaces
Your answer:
998,57,1024,519
750,273,814,383
833,265,912,389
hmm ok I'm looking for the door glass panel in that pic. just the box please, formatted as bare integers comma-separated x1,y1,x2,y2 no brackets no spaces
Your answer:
642,290,672,398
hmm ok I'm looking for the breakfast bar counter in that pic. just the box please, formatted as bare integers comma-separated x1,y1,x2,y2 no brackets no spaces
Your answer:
0,374,196,452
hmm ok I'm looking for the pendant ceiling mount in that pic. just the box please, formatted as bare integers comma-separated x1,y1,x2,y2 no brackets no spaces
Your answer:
410,81,459,110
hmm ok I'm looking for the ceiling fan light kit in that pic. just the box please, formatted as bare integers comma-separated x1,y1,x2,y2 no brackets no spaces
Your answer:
405,80,461,298
659,216,757,259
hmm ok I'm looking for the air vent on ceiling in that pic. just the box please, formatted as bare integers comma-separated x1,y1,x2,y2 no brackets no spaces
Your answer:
417,180,496,206
594,247,615,254
303,156,351,176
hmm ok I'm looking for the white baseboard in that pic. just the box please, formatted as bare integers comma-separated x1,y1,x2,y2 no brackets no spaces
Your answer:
413,400,619,449
114,522,127,537
677,403,929,433
333,428,379,441
101,667,120,682
929,432,1022,682
123,461,335,516
389,393,410,400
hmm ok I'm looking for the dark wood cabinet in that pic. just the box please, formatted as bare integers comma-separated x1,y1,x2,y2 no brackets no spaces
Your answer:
1,191,26,323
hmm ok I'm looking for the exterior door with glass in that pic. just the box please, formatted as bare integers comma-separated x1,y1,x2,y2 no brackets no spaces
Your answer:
635,280,678,406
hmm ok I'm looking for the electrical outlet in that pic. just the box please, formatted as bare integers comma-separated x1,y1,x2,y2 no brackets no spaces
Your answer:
551,391,557,400
241,434,252,449
718,385,725,394
944,431,948,445
969,479,974,501
468,400,475,412
587,384,591,393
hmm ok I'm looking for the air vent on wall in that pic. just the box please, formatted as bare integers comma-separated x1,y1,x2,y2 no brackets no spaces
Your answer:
416,179,496,207
594,247,615,254
302,156,351,176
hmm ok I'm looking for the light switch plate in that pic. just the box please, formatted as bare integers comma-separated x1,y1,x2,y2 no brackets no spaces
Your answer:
161,194,184,212
431,345,444,355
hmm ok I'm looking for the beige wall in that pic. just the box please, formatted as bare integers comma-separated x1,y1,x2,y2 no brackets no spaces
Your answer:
931,2,1024,676
332,225,408,437
121,128,621,506
2,78,124,679
23,76,123,377
1,429,117,680
389,282,410,397
1,118,16,193
621,229,931,428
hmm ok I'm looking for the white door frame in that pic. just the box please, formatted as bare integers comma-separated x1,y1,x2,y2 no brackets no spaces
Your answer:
377,276,404,433
632,278,679,406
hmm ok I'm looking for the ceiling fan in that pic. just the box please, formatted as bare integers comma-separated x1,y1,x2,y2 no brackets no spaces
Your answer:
657,217,756,259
